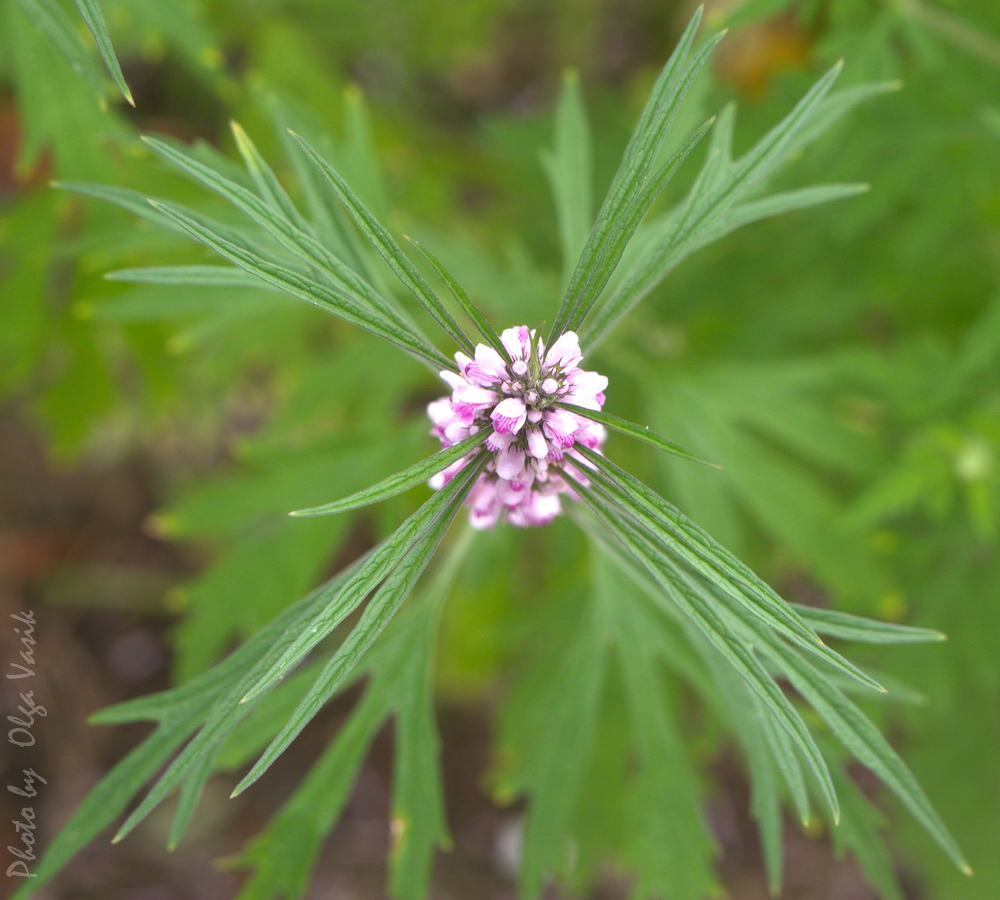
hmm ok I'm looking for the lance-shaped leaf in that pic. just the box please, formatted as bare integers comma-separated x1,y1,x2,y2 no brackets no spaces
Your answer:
167,748,216,851
15,549,373,900
550,8,723,339
574,446,884,693
148,199,453,371
230,119,313,231
109,467,475,845
581,62,854,350
577,487,840,821
542,68,594,286
71,0,133,104
792,605,946,644
714,580,971,874
233,460,480,794
105,265,276,289
238,459,481,708
404,235,511,361
562,115,718,338
289,129,475,354
689,182,871,250
555,402,720,467
291,429,490,518
234,685,387,900
57,182,243,242
10,720,191,900
12,0,104,93
141,134,422,339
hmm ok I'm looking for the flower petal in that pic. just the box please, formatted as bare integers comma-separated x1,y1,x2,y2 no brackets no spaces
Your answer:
496,445,526,480
491,397,527,434
544,331,582,370
501,325,532,361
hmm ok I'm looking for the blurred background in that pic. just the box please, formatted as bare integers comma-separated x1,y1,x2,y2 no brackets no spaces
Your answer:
2,0,999,897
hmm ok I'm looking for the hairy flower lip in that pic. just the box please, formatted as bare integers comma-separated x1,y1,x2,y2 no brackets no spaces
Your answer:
427,326,607,528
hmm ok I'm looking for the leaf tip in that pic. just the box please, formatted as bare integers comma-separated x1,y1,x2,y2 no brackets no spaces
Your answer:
961,863,974,876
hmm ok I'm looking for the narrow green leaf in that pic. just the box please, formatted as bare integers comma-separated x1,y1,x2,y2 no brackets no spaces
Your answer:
555,402,720,467
291,430,490,518
792,605,947,644
775,650,970,873
232,459,479,794
404,235,510,361
579,489,840,822
167,748,216,851
692,182,871,249
238,459,482,708
141,134,423,340
563,111,719,338
697,570,969,873
148,199,453,371
288,130,475,354
71,0,134,105
105,265,275,288
56,181,212,239
234,686,387,900
89,556,369,726
12,0,104,92
10,721,194,900
582,62,850,349
551,9,722,339
574,447,885,693
755,694,810,824
230,120,313,231
542,68,594,285
109,558,379,842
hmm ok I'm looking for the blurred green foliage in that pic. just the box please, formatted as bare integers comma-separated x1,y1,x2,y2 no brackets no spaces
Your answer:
3,0,1000,898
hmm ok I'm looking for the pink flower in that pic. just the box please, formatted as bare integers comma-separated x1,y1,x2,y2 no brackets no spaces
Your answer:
426,327,607,528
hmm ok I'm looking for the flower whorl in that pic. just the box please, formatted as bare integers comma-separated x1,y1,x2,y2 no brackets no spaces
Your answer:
427,326,607,529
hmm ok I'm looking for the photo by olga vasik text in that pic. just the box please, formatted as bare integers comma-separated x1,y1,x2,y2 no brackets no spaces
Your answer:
6,610,46,880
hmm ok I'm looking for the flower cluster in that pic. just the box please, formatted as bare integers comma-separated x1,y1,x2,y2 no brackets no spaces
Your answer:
427,326,607,529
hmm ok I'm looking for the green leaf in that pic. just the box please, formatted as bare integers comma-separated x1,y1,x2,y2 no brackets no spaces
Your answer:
550,7,722,339
141,134,423,340
555,401,720,467
578,489,841,823
107,556,377,842
700,569,970,873
10,720,194,900
793,605,947,644
105,265,276,288
776,648,970,873
234,686,386,900
167,748,216,851
515,604,606,900
288,130,475,354
12,0,104,94
574,446,885,693
291,430,490,517
237,458,482,710
404,235,511,361
582,62,855,349
691,182,871,249
148,199,453,371
232,460,480,794
230,119,312,231
71,0,134,105
542,69,594,286
609,559,717,900
755,692,810,824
